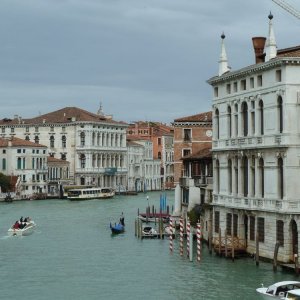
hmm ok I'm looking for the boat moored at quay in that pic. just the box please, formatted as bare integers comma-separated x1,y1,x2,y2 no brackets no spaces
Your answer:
67,187,115,200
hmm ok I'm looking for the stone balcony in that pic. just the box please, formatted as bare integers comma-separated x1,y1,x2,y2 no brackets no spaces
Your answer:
213,194,300,213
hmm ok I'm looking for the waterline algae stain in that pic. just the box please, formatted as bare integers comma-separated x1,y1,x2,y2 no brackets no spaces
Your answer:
0,191,297,300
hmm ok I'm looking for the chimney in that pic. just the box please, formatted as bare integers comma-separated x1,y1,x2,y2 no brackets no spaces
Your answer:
252,37,266,64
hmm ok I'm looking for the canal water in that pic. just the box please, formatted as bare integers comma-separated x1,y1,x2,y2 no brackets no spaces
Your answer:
0,191,298,300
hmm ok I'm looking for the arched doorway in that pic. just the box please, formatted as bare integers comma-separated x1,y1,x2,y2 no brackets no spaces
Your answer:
290,219,298,261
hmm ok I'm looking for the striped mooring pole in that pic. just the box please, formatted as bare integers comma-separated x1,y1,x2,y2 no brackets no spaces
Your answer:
179,218,184,256
186,219,191,258
169,218,173,253
196,221,202,262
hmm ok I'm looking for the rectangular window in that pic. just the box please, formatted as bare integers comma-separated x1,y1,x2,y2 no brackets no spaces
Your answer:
214,87,218,97
250,77,254,88
226,213,232,235
32,175,35,181
257,75,263,87
62,126,66,132
183,149,191,157
2,158,6,170
3,150,6,154
214,211,220,233
183,129,191,142
17,149,21,153
241,79,246,90
276,69,282,82
226,84,231,94
233,214,238,237
276,220,284,246
250,216,255,241
158,138,161,145
26,126,29,133
257,217,265,242
50,126,54,132
11,127,14,133
1,128,4,133
35,126,39,132
233,82,238,92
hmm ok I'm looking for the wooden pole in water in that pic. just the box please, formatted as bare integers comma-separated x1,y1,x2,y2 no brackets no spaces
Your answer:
273,241,280,271
232,235,235,262
186,220,191,258
189,230,193,262
295,254,299,275
256,230,259,266
196,221,201,262
169,218,173,253
218,230,222,256
135,219,137,237
140,219,143,239
208,212,213,254
224,229,228,258
160,218,163,239
179,217,184,256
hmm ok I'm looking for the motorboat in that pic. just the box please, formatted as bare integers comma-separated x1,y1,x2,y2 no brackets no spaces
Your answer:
67,187,115,200
285,289,300,299
110,223,125,234
142,226,158,237
138,213,170,223
8,220,36,237
256,281,300,299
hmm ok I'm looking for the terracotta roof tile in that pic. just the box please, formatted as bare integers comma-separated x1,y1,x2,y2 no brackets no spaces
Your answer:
0,107,127,126
182,147,212,161
277,45,300,58
0,137,46,148
174,111,212,122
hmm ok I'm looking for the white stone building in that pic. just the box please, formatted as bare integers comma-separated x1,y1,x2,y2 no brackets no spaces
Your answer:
207,14,300,262
127,140,144,192
0,106,128,189
0,137,48,198
132,139,162,191
161,134,174,189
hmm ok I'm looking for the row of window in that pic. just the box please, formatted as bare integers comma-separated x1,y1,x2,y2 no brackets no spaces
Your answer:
214,96,283,139
214,212,284,245
213,70,282,98
215,157,284,199
1,126,67,134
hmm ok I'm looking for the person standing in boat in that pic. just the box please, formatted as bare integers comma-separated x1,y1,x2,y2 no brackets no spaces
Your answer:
120,212,125,226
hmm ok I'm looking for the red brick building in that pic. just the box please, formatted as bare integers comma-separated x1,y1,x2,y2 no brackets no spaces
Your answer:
173,111,212,185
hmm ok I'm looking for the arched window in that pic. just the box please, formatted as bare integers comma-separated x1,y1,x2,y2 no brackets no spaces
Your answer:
92,132,95,146
62,135,66,148
251,155,256,197
158,152,161,159
278,157,284,199
228,159,232,194
34,136,39,144
80,154,86,168
242,156,248,197
234,103,238,137
80,132,85,146
215,109,220,139
2,158,6,170
259,157,264,198
241,102,248,137
50,136,55,148
278,96,283,133
234,157,238,195
259,100,264,135
17,157,22,169
25,136,30,141
227,106,232,138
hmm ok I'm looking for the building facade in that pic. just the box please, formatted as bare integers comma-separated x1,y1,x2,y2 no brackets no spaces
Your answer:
0,106,128,190
173,112,212,186
127,121,174,189
0,137,48,198
208,14,300,262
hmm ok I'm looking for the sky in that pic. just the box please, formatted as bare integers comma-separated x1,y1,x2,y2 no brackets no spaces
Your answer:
0,0,299,124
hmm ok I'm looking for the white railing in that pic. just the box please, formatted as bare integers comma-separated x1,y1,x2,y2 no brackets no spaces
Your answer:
212,194,300,213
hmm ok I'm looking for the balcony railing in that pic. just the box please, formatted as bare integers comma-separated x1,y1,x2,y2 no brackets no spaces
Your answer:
212,194,300,213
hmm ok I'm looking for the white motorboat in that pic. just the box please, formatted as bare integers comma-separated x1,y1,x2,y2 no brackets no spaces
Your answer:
142,226,158,237
256,281,300,299
285,289,300,299
67,187,115,200
8,220,36,237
